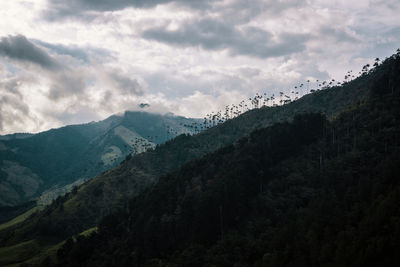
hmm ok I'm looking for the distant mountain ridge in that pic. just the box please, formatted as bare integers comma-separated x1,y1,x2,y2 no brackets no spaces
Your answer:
0,111,200,206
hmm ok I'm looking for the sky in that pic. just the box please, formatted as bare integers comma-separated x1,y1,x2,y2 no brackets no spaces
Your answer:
0,0,399,134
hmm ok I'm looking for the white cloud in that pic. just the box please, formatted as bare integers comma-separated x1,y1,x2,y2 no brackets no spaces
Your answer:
0,0,399,134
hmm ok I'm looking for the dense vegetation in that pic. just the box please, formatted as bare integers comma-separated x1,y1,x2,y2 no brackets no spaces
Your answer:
0,68,372,249
0,201,36,224
54,53,400,266
1,51,399,266
0,111,198,206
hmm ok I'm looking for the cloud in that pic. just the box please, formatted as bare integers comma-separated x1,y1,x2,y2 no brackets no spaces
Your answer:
43,0,220,21
33,40,91,63
0,33,146,133
0,76,35,133
48,70,87,100
0,35,125,103
142,18,310,58
215,0,305,24
170,89,247,118
0,0,399,135
44,65,145,102
0,35,61,70
0,35,90,101
42,0,304,22
319,26,359,43
32,40,114,64
108,71,144,96
0,95,30,133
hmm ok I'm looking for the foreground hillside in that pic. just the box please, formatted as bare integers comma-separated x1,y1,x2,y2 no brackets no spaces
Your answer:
0,111,198,207
0,51,399,266
0,73,370,242
56,54,400,266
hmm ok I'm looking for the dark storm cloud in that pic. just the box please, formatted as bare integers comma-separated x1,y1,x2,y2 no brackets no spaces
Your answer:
43,0,220,20
0,35,61,70
142,19,310,58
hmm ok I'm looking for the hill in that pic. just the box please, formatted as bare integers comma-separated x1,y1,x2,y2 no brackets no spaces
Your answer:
0,111,199,207
56,52,400,267
1,50,399,266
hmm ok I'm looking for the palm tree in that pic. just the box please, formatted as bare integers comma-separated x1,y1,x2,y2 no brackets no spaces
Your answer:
373,57,380,67
279,92,284,105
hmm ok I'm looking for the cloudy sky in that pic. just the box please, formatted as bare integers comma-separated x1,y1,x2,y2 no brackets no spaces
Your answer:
0,0,399,134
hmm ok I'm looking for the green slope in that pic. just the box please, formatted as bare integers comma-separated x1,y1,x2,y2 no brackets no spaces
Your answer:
0,53,386,241
0,112,199,206
0,206,43,231
0,201,36,224
56,52,400,267
1,51,399,265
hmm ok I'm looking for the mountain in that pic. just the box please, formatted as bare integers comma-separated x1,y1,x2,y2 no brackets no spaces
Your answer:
0,50,399,266
0,111,199,207
0,133,34,141
56,69,400,266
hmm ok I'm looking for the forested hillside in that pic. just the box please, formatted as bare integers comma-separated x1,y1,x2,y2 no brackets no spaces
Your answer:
0,64,373,246
1,51,399,266
55,52,400,267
